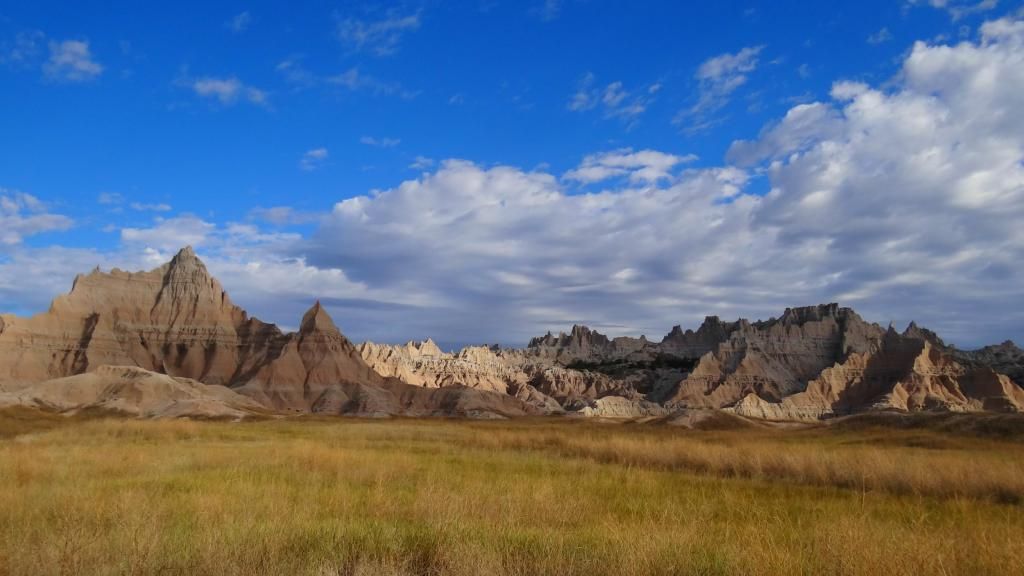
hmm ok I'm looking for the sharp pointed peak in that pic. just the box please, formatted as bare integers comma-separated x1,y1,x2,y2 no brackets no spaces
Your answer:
300,300,338,334
172,245,198,260
166,245,207,271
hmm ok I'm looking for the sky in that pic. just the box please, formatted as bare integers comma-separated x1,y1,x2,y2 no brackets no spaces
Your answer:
1,0,1023,349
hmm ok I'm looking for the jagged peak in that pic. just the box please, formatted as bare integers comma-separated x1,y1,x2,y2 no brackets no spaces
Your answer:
166,245,206,271
299,300,339,335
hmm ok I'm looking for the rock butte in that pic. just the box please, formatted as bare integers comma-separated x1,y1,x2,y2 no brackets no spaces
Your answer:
1,247,1022,421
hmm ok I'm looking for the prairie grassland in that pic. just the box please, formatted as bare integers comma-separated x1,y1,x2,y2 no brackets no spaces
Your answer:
1,412,1023,576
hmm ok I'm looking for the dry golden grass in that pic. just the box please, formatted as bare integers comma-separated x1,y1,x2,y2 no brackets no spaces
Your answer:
1,411,1023,575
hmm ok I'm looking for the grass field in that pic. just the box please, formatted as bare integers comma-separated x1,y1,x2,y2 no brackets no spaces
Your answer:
1,410,1023,575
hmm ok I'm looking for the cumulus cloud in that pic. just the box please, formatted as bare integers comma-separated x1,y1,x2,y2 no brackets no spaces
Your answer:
120,215,217,252
727,15,1024,344
6,17,1024,348
337,11,421,56
299,148,329,171
563,149,698,184
676,45,763,133
0,189,73,245
43,39,102,82
189,76,267,106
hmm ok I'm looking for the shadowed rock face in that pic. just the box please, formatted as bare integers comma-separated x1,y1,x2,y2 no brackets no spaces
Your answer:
1,248,1021,421
0,246,275,387
667,304,887,408
732,328,1024,422
0,248,541,419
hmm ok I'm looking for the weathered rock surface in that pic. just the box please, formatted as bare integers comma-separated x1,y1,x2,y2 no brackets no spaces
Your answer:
0,365,265,419
0,248,540,419
956,340,1024,387
2,248,1021,422
668,304,886,408
731,329,1024,422
564,396,669,418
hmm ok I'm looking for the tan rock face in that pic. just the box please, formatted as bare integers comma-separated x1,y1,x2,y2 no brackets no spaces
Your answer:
0,248,540,419
4,365,265,419
668,304,886,408
2,249,1021,422
731,329,1024,422
0,247,281,387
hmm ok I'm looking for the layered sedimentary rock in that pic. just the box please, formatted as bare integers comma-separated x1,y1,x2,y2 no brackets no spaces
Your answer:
732,329,1024,421
0,247,286,388
358,340,520,393
957,341,1024,386
2,248,1021,422
0,248,540,419
564,396,669,418
0,365,265,419
667,304,886,408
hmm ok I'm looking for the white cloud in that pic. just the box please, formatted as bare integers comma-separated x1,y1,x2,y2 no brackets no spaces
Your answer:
360,136,401,148
326,67,415,98
121,215,216,251
299,148,329,171
564,149,698,184
130,202,172,212
0,31,43,67
227,11,252,33
567,73,654,124
539,0,562,21
5,17,1024,348
907,0,998,21
189,76,267,106
867,27,893,44
97,192,124,205
409,156,435,170
337,11,421,56
43,40,102,82
0,189,73,245
676,45,763,133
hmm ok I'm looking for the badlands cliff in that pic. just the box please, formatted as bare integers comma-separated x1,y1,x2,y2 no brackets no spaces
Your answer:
0,247,1021,421
0,247,539,419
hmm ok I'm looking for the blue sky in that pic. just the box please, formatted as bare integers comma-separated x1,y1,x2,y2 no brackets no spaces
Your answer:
2,1,1023,348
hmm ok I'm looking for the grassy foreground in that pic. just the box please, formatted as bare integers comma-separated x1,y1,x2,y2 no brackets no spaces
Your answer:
1,411,1023,575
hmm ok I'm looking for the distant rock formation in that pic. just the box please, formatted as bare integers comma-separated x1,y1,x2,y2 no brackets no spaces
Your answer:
1,248,1021,421
732,328,1024,421
667,304,885,408
0,248,540,419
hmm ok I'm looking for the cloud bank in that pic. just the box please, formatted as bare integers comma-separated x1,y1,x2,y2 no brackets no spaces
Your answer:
3,17,1024,348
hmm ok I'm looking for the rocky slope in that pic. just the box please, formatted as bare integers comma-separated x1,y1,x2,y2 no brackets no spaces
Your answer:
667,304,886,408
1,247,1020,421
732,328,1024,422
0,365,266,419
0,248,539,419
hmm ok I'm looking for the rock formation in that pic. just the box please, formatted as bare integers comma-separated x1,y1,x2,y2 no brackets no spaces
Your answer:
667,304,886,408
0,248,540,419
732,328,1024,421
1,248,1021,421
0,365,265,419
